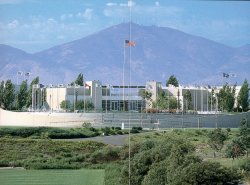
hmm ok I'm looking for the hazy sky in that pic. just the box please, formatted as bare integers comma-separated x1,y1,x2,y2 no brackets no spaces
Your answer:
0,0,250,53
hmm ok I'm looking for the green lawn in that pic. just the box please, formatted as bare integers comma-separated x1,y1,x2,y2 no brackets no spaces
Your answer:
0,168,104,185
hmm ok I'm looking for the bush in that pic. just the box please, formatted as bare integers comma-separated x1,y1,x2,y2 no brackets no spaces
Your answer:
101,127,116,135
132,127,142,131
130,129,139,134
240,159,250,172
116,130,123,135
0,127,100,139
115,127,121,130
89,146,120,163
82,122,92,128
0,159,9,167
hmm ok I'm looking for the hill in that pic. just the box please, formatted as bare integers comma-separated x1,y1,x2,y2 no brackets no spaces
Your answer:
0,23,249,85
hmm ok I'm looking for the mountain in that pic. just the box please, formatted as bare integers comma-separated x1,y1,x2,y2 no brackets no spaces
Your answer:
0,23,249,86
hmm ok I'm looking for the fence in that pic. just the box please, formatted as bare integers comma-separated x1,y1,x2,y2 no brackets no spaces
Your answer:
1,108,249,129
100,112,250,129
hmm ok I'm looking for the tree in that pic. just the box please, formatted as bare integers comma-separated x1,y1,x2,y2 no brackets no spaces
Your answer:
237,79,249,111
239,118,250,156
17,80,28,110
208,128,228,158
122,135,241,185
26,77,39,108
225,138,246,160
217,83,236,112
208,88,216,111
85,101,94,111
139,89,152,101
225,118,250,159
60,100,71,110
75,100,84,110
183,90,192,110
2,80,15,110
173,161,241,185
0,81,4,108
166,75,179,87
142,160,168,185
155,92,179,110
74,73,84,86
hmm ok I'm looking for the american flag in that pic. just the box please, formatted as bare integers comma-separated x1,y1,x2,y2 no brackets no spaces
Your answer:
125,40,136,47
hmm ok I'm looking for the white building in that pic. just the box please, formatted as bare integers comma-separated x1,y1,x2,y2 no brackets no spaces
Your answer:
32,80,244,113
32,81,145,112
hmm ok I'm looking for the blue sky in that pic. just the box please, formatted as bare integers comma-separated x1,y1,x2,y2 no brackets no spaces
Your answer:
0,0,250,53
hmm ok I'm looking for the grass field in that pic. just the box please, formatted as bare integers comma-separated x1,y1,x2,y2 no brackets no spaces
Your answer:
0,168,104,185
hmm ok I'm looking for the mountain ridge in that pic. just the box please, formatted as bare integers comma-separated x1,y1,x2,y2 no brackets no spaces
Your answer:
0,23,249,85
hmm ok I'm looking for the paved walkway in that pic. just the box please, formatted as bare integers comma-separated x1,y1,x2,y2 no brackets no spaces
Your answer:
65,134,129,146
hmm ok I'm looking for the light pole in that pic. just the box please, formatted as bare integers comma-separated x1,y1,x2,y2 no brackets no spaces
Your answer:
73,83,75,112
84,83,86,113
24,72,31,83
95,83,97,112
32,84,34,111
16,71,23,85
177,89,180,113
106,85,109,114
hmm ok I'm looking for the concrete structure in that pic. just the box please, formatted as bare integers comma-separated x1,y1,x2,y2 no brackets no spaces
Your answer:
32,80,244,113
0,108,102,127
32,81,145,112
144,82,243,112
145,82,213,112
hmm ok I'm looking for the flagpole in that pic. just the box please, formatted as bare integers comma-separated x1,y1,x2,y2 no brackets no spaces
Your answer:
129,1,132,184
84,82,86,113
123,41,125,112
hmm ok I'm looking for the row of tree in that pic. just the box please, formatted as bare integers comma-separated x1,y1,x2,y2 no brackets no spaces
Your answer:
0,77,39,110
0,73,249,112
60,100,94,112
0,73,91,111
212,80,249,112
144,74,249,112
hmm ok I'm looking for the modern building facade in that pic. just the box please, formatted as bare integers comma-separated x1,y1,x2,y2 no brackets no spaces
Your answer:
32,80,243,113
32,81,145,112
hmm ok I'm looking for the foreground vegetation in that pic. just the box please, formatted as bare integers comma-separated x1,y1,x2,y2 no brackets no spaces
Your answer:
0,126,143,139
0,119,249,185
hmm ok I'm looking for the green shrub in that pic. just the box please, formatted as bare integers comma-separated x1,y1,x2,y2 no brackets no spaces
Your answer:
82,122,92,128
116,130,123,135
132,127,142,131
0,159,9,167
115,127,122,130
101,127,114,135
130,129,139,134
240,159,250,172
0,127,100,139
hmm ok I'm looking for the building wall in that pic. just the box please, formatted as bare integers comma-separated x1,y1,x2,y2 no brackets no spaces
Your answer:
146,81,161,109
32,81,243,112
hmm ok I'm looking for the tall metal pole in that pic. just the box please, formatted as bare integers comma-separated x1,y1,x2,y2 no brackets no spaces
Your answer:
32,85,34,111
216,95,218,128
201,86,203,112
123,42,125,112
110,85,112,111
73,84,75,112
211,88,213,112
84,83,86,113
95,83,97,112
129,1,132,184
106,85,108,114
